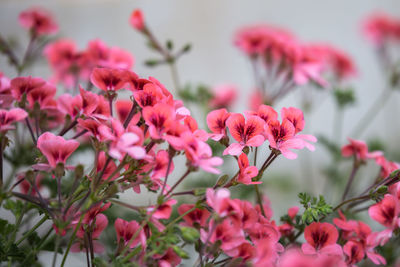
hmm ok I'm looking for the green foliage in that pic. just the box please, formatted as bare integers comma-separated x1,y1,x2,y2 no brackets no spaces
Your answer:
180,226,200,243
333,87,355,108
298,193,333,224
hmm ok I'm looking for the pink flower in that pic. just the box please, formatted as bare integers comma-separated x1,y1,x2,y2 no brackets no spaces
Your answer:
150,150,174,180
245,104,278,125
201,219,246,252
153,247,181,267
10,76,46,101
99,119,146,160
369,194,400,230
149,199,177,220
58,87,98,118
130,9,145,31
308,44,357,81
0,108,28,132
177,204,210,228
90,67,128,92
223,113,265,156
265,120,304,159
341,138,383,161
18,7,58,35
181,132,223,174
237,153,260,185
206,108,230,141
142,103,175,140
343,241,365,266
96,151,118,181
302,222,342,256
206,188,240,218
281,107,305,134
115,100,140,126
19,173,43,196
209,84,237,109
36,132,79,169
0,73,13,108
363,12,400,47
115,218,146,249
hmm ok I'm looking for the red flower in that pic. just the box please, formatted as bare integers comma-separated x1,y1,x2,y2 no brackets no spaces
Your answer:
302,222,342,256
19,7,58,35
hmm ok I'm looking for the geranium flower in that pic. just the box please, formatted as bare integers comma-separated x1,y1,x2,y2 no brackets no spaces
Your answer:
302,222,342,256
90,67,128,92
237,153,260,185
130,9,145,31
115,218,146,249
0,108,28,132
223,113,265,156
18,7,58,35
206,108,230,141
36,132,79,170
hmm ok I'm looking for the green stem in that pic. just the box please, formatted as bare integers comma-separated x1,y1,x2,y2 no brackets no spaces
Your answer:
254,184,266,217
60,214,84,267
16,215,48,245
52,234,61,267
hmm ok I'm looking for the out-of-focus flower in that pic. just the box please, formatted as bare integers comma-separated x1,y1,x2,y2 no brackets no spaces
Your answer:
18,7,58,35
0,108,28,132
130,9,145,31
209,84,237,109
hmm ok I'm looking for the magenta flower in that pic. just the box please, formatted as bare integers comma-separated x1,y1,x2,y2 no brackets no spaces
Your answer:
36,132,79,170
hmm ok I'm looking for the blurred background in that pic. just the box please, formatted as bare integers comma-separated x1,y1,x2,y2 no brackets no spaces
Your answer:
1,0,400,265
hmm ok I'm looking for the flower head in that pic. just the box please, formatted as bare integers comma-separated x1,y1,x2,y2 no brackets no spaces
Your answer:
19,7,58,35
36,132,79,169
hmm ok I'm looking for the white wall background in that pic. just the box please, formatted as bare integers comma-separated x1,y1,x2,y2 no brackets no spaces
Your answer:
1,0,400,265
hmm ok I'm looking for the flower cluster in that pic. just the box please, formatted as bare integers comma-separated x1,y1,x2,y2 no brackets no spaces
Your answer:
234,24,357,106
0,5,399,267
